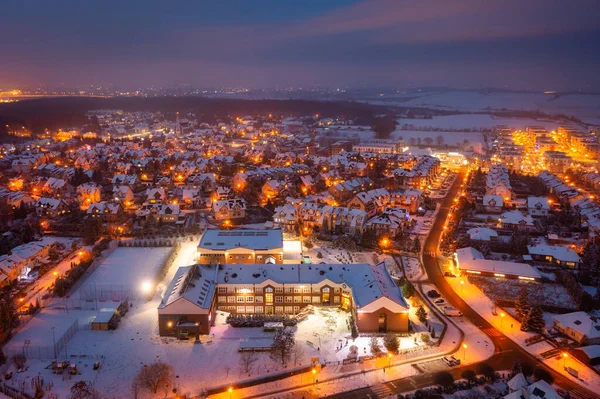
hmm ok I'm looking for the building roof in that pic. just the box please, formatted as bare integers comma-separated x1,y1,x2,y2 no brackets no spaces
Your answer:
467,227,498,241
198,229,283,251
456,247,542,279
552,311,600,339
159,262,409,313
527,196,550,210
527,245,581,263
576,345,600,359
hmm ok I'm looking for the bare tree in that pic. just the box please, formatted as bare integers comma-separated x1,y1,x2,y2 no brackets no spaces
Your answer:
270,329,295,366
135,361,174,394
12,353,27,369
239,352,259,375
69,381,101,399
292,343,305,366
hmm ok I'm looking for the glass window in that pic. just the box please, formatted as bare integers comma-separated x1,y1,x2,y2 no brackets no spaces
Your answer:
303,287,311,293
285,296,293,303
236,306,245,313
237,296,245,303
265,287,273,292
334,287,340,293
227,296,235,303
217,287,226,293
293,306,300,313
275,287,283,293
334,296,340,303
255,306,264,313
275,296,283,303
284,306,293,313
245,306,254,313
255,287,263,294
275,306,283,314
218,296,226,303
246,296,254,303
294,287,301,293
286,287,294,293
294,296,301,303
303,296,311,303
312,296,320,303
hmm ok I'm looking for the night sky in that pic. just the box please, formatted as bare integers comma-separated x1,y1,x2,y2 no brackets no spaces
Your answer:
1,0,599,90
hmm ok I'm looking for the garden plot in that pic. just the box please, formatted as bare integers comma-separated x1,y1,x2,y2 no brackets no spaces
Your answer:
469,276,576,310
401,256,422,280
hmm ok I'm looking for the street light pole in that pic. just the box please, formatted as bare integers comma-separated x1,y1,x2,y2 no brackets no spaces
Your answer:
462,343,468,361
51,327,56,361
312,368,316,385
563,352,568,369
500,312,505,329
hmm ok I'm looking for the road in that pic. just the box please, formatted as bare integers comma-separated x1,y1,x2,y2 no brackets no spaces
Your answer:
17,247,88,312
327,169,600,399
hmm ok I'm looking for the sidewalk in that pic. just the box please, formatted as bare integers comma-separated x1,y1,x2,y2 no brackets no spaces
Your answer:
447,276,600,393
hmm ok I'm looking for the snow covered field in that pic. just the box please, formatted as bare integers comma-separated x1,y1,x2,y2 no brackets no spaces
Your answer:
0,241,200,399
75,247,172,292
368,90,600,122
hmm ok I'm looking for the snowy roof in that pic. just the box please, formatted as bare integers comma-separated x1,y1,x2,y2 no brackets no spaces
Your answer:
552,311,600,339
159,265,216,312
507,373,529,391
527,245,581,263
160,262,409,312
456,247,541,279
576,345,600,359
527,196,550,210
501,210,534,226
508,380,560,399
198,229,283,251
482,194,503,207
467,227,498,241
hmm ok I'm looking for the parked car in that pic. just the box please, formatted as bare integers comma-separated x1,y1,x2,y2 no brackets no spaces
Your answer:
427,290,441,298
444,272,456,278
450,355,461,365
434,298,446,305
442,356,459,367
443,306,463,317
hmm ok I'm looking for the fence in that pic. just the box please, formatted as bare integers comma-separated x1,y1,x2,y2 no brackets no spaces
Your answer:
0,383,33,399
4,319,80,361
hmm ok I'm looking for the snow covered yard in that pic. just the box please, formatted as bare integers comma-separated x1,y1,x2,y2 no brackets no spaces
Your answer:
401,256,423,280
468,276,576,310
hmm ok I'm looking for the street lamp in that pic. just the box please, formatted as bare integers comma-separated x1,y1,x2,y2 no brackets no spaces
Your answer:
460,280,465,294
228,387,233,399
312,368,316,385
388,352,392,368
462,343,468,360
563,352,568,368
500,312,505,329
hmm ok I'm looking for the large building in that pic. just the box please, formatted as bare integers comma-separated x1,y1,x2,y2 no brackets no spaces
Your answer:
157,262,409,337
197,229,285,265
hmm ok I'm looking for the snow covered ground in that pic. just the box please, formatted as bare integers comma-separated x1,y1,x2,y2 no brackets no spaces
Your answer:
447,275,600,394
368,90,600,122
0,241,200,399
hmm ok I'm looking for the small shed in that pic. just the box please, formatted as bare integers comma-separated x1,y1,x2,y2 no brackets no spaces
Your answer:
91,309,117,331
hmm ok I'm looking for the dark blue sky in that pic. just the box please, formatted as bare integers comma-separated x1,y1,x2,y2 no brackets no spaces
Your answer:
1,0,599,90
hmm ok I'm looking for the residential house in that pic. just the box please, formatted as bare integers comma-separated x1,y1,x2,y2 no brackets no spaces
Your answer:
212,199,247,222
